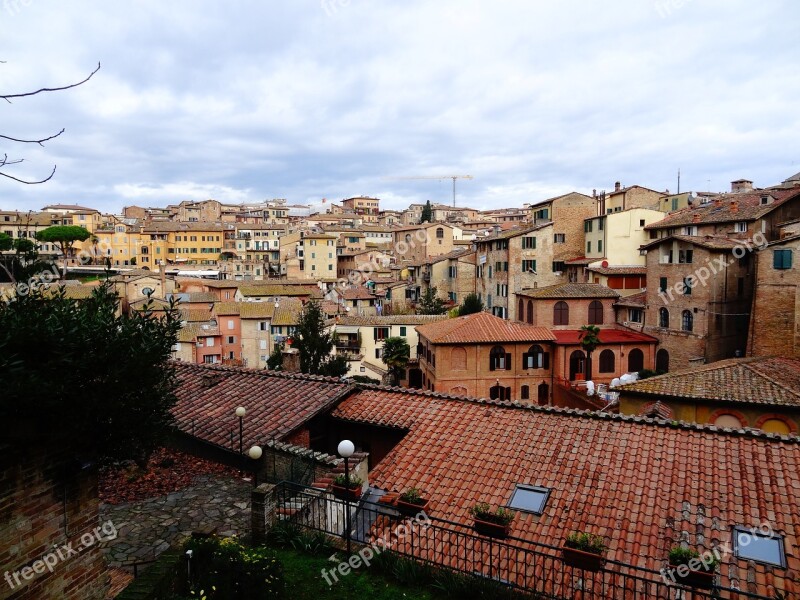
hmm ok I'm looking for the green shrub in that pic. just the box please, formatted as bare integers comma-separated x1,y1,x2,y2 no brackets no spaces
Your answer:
332,474,363,489
469,502,515,526
398,487,424,504
564,532,607,555
668,546,718,571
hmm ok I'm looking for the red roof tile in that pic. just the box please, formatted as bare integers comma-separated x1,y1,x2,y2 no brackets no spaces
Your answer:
332,388,800,593
552,327,658,345
171,362,352,449
416,312,555,344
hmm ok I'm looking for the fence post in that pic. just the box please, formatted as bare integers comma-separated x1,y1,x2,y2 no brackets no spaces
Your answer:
251,483,276,543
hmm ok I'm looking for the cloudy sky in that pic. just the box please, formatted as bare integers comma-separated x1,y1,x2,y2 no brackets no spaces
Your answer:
1,0,798,214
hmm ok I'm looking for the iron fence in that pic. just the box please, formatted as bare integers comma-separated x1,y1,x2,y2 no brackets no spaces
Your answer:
273,482,778,600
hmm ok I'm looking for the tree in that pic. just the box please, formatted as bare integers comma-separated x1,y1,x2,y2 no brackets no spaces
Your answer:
1,62,100,184
579,325,602,381
420,200,433,223
266,342,284,371
0,283,181,467
0,231,49,283
36,225,91,276
293,301,349,377
457,293,484,316
417,286,447,315
382,337,410,385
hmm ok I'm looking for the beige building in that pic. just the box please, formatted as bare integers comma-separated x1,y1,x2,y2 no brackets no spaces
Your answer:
280,232,338,279
392,223,458,264
341,196,380,223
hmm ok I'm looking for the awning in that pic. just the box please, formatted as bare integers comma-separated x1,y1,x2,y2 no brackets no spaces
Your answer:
335,325,360,334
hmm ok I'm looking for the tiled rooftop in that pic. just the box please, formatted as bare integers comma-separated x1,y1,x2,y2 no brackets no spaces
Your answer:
416,312,554,344
336,315,449,327
618,357,800,407
238,284,322,298
587,266,647,276
172,362,352,448
640,234,744,252
518,283,620,299
551,327,658,345
271,297,303,326
332,387,800,592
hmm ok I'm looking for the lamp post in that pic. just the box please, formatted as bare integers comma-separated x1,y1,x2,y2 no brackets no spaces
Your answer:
337,439,355,555
235,406,246,474
248,445,262,487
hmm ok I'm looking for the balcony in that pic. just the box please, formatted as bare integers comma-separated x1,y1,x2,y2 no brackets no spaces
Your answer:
335,340,361,351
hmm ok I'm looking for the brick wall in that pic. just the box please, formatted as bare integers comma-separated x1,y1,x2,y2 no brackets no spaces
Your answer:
550,193,596,264
0,444,109,600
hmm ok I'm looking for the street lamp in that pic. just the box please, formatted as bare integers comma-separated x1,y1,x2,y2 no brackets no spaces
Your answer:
235,407,246,474
248,445,262,487
338,439,355,555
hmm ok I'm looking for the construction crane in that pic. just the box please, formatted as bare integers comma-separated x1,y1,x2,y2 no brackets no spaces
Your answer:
383,175,473,207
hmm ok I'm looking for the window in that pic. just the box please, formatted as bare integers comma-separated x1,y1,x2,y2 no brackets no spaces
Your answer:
489,384,511,400
522,260,537,272
773,249,793,270
628,308,643,323
639,219,646,227
628,348,644,372
522,236,537,249
659,277,667,293
597,240,603,253
508,485,550,515
259,321,269,331
448,266,457,278
552,261,565,272
733,527,785,567
598,349,615,373
374,327,390,341
587,241,592,253
682,310,693,332
683,277,693,295
527,300,533,324
735,222,747,233
682,226,697,236
227,336,235,344
399,326,407,336
521,385,530,400
588,300,604,325
228,320,235,330
489,346,510,371
584,221,593,233
436,227,444,239
522,345,549,369
598,219,604,231
553,301,569,326
678,249,693,264
554,233,565,244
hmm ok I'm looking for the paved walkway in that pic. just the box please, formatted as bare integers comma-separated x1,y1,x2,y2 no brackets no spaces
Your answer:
100,474,252,568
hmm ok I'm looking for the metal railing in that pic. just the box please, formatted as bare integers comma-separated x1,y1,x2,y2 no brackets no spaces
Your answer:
273,482,776,600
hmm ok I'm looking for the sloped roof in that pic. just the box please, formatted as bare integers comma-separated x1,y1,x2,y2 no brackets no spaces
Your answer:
618,357,800,407
416,312,554,344
213,302,241,316
644,189,800,229
614,291,647,307
518,283,620,299
587,266,647,276
238,302,276,319
331,387,800,592
239,285,321,298
551,328,658,345
171,362,352,448
272,298,303,326
640,234,743,252
336,315,448,327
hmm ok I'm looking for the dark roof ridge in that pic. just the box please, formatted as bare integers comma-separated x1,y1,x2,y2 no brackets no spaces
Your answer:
171,360,354,386
346,380,800,443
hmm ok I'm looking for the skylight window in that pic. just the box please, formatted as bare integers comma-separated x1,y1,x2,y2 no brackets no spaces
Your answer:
733,527,785,567
508,485,550,515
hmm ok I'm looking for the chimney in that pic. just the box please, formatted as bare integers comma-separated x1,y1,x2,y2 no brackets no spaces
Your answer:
592,189,597,198
730,201,739,213
731,179,753,193
692,213,701,223
614,182,621,192
281,347,301,373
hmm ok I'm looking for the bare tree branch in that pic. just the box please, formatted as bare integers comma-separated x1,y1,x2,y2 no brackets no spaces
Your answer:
1,62,100,103
0,128,65,145
0,164,56,184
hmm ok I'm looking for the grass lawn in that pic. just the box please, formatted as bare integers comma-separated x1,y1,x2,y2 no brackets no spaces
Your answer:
272,546,446,600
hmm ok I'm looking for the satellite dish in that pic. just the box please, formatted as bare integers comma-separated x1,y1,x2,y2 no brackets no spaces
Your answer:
142,287,154,297
601,260,609,268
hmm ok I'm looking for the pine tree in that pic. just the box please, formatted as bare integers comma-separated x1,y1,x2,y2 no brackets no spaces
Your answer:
420,200,433,223
293,301,349,377
417,287,447,315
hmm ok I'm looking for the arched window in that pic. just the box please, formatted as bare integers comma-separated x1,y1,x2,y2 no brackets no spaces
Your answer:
682,310,693,332
523,344,549,369
527,300,533,324
436,227,444,239
659,308,669,328
628,348,644,372
518,298,524,322
714,414,744,429
521,385,530,400
490,384,511,401
405,233,411,243
553,301,569,326
656,349,669,373
489,346,510,371
537,382,549,405
760,418,792,435
451,346,467,370
588,300,604,325
598,349,615,373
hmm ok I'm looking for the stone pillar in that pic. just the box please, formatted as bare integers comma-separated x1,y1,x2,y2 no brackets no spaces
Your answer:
251,483,276,543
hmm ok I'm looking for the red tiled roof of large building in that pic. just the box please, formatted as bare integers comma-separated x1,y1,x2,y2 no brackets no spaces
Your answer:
416,312,554,344
587,265,647,276
618,357,800,407
172,362,352,448
645,189,800,229
551,328,658,345
518,283,620,299
332,387,800,592
340,287,377,300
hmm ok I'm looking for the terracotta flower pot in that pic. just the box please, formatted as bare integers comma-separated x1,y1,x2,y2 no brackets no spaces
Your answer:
331,484,362,501
473,518,511,538
562,546,606,571
396,498,430,517
669,564,715,589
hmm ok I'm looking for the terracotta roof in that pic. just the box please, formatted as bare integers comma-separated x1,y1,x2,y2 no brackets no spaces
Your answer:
565,256,594,265
272,298,303,326
640,234,744,252
416,312,554,344
237,302,276,319
339,287,376,300
171,362,352,448
331,387,800,592
645,189,800,229
180,308,213,323
614,291,647,307
587,266,647,276
336,315,448,327
618,357,800,407
551,327,658,345
176,322,203,343
130,297,172,311
518,283,620,299
213,302,241,316
42,204,99,212
176,292,217,303
42,284,95,300
239,284,321,298
142,222,227,232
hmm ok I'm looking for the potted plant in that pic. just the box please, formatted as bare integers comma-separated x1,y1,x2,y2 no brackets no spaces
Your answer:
331,474,363,501
396,487,430,516
668,547,718,589
469,502,515,538
562,532,608,571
